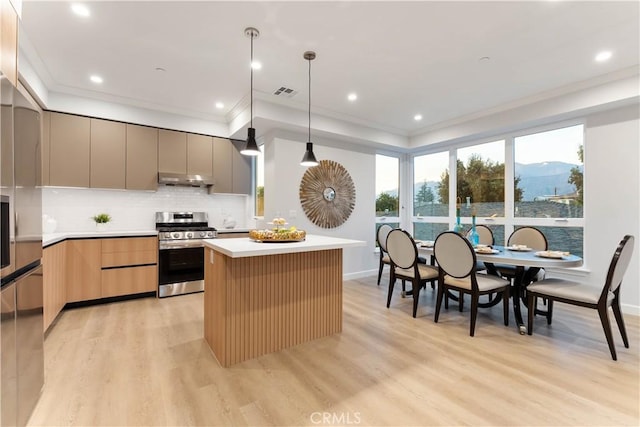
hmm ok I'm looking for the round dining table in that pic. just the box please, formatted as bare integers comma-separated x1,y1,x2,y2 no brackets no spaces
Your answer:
418,243,583,334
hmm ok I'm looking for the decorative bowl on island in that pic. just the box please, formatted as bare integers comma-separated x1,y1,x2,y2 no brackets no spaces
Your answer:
250,218,306,242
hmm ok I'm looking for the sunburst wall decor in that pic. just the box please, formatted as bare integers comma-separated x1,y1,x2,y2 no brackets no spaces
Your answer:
299,160,356,228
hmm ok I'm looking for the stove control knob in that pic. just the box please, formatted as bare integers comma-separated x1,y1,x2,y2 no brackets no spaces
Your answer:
207,232,213,238
186,232,193,239
172,232,180,239
164,232,172,239
200,231,206,237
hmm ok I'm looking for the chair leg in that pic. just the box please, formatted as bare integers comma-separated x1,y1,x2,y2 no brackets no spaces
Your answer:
386,276,396,309
412,279,421,318
469,293,478,337
502,288,510,326
444,288,449,310
611,297,629,348
377,260,383,286
597,304,617,361
459,291,464,312
527,293,536,335
546,300,553,325
434,283,445,323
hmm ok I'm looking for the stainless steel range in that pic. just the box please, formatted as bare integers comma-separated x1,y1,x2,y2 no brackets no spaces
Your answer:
156,212,217,298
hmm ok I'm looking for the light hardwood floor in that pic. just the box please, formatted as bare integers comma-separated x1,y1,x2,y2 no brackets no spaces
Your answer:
29,275,640,426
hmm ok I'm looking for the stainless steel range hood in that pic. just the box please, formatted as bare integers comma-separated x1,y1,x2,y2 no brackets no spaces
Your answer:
158,173,214,187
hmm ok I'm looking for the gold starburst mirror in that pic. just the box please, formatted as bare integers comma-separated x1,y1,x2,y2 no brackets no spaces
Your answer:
299,160,356,228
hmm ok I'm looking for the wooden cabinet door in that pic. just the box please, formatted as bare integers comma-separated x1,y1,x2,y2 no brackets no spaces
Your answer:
0,0,18,86
90,118,126,189
49,113,91,187
43,242,66,331
65,239,102,303
41,111,50,186
232,140,252,195
126,124,158,190
158,129,186,173
212,137,232,193
101,266,157,298
187,133,213,176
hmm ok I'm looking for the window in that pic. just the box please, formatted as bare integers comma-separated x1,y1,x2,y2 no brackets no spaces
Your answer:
513,124,584,256
413,152,449,240
375,154,400,244
456,140,505,218
255,145,264,217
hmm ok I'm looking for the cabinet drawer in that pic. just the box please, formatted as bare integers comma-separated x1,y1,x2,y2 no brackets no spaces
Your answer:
101,265,157,298
102,250,157,268
101,236,157,253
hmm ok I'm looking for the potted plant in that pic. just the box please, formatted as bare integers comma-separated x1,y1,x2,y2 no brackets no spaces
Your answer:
92,213,111,231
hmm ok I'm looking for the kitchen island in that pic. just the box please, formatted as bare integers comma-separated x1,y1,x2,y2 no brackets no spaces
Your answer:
202,235,365,367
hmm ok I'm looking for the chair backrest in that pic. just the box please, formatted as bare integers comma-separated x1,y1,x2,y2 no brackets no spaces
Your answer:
605,235,635,295
434,231,476,278
377,224,393,253
508,226,547,250
386,229,418,270
466,225,494,245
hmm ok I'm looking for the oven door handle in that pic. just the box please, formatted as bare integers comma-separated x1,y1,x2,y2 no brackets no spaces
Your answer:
159,240,206,250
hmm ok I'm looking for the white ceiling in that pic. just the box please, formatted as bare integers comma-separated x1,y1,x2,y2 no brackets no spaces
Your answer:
18,0,640,139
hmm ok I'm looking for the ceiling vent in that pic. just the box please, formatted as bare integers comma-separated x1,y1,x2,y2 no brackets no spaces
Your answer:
273,86,298,98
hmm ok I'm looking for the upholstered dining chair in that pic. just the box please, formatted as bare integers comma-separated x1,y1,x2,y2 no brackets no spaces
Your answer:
433,231,511,336
386,229,439,318
376,224,393,286
527,235,635,360
493,226,548,284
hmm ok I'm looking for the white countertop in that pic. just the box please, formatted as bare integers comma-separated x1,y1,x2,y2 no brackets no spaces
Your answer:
43,230,158,247
203,234,366,258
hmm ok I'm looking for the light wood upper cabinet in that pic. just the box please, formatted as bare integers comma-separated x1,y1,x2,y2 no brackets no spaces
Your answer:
126,124,158,191
65,239,102,303
0,0,18,86
232,140,252,195
49,113,91,187
90,118,126,189
212,137,232,193
187,133,213,176
158,129,187,173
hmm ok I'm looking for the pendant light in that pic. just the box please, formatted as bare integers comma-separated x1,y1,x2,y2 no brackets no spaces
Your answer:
241,27,261,156
300,51,319,167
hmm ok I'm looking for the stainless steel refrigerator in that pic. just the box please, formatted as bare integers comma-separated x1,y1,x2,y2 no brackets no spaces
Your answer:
0,74,44,427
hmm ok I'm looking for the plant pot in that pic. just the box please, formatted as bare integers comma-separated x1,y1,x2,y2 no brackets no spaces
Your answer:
95,222,109,232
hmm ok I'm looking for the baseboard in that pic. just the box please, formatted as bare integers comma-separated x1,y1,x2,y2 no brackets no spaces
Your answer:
343,269,378,281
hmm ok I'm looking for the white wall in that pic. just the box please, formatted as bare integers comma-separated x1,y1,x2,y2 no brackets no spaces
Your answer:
582,104,639,314
42,186,252,233
263,137,377,278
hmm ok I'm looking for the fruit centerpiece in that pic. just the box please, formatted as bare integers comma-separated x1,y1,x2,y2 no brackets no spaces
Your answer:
249,217,306,242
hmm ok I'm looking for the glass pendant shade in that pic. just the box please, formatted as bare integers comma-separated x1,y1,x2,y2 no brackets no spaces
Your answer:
300,142,319,167
241,127,260,156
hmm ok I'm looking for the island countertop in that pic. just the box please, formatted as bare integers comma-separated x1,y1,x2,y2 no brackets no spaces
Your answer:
203,234,365,258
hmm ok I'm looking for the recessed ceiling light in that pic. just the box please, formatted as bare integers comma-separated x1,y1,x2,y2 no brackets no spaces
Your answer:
71,3,90,17
347,93,357,101
90,75,103,84
414,114,423,121
215,102,224,109
251,61,262,70
595,51,612,62
155,67,166,72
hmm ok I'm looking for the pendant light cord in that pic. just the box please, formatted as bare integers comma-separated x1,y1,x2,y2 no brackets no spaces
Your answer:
308,57,311,142
250,33,254,128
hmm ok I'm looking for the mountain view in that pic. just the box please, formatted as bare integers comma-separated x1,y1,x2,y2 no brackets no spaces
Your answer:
380,161,582,202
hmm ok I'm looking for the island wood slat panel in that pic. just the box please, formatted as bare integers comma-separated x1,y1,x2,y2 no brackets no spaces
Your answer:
204,247,343,367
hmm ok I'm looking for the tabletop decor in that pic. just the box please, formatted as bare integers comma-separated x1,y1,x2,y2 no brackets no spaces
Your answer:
299,159,355,228
92,213,111,231
249,217,306,242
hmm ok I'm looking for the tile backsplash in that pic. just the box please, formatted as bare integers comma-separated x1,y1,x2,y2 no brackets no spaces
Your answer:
43,186,253,232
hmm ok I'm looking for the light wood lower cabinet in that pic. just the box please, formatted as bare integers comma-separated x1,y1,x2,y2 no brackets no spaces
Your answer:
65,239,102,303
100,237,157,298
101,265,157,298
44,237,158,327
43,242,67,331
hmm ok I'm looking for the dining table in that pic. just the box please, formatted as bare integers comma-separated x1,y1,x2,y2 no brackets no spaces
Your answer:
417,242,583,334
